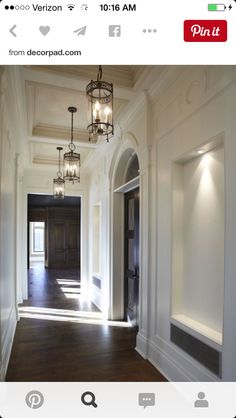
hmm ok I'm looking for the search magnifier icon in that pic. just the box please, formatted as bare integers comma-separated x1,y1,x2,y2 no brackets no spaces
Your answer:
81,391,98,408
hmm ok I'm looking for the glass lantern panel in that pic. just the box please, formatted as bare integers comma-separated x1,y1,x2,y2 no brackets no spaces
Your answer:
63,153,80,181
53,179,65,199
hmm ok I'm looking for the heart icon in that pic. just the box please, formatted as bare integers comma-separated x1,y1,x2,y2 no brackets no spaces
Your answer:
39,26,50,36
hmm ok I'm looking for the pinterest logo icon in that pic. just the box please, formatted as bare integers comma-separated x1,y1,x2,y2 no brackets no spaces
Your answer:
25,391,44,409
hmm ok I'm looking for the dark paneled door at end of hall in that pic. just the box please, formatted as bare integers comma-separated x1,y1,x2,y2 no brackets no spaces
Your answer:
49,208,80,268
124,188,140,327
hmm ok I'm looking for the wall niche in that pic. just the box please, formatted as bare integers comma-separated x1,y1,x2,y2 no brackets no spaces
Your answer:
171,139,225,374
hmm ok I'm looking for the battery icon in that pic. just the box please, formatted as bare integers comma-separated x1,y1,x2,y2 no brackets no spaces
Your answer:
208,4,226,11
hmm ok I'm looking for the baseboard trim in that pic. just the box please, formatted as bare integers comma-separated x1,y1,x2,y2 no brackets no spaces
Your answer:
91,285,103,313
147,336,221,382
136,330,222,382
0,307,17,381
148,339,192,381
136,331,148,359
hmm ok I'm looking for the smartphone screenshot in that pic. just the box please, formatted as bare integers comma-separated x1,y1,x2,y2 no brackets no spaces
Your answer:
0,0,236,416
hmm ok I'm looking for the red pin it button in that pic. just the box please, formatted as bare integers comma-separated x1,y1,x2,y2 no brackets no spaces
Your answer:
184,20,227,42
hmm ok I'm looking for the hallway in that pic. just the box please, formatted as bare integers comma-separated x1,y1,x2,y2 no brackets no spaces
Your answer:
1,65,236,382
6,265,166,381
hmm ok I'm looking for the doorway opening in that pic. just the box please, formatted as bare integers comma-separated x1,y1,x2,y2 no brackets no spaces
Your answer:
27,194,81,270
111,148,140,331
29,221,45,269
25,194,91,313
124,188,139,327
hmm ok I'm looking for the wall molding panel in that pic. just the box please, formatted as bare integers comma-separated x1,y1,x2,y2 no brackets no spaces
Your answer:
0,308,17,381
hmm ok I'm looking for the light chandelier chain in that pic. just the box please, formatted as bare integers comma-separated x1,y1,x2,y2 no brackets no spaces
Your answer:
97,65,102,82
69,110,75,151
63,106,80,183
71,109,73,144
53,146,65,200
57,146,63,178
59,148,61,174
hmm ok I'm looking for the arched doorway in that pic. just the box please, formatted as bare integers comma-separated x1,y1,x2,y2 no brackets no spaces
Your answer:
110,148,140,325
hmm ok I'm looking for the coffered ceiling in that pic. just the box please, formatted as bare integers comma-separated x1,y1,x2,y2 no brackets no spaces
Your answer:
27,65,145,89
20,65,165,171
26,80,128,141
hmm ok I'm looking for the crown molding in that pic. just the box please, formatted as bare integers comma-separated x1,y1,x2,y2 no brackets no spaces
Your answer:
25,65,144,89
32,123,89,143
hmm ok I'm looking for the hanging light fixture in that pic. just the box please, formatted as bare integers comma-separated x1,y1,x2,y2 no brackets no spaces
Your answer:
63,106,80,183
53,147,65,199
86,65,114,143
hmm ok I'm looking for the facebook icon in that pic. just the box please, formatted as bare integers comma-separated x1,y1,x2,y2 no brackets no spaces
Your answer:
109,25,121,37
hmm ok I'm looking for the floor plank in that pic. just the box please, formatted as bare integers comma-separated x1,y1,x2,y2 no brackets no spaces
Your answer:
6,264,167,382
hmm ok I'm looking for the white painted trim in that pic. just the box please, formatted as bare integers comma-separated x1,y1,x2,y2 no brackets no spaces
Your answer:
118,91,148,130
135,330,219,382
171,315,222,350
147,337,221,382
0,307,17,381
91,285,103,313
147,339,192,382
136,332,148,359
110,145,141,321
114,176,140,193
21,186,88,302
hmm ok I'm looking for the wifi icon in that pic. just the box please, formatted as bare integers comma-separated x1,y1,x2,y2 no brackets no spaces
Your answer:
67,4,75,10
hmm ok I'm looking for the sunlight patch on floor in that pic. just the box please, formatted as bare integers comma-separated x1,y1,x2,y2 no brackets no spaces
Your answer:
19,306,103,319
64,293,84,299
60,287,81,294
19,307,131,327
56,279,81,286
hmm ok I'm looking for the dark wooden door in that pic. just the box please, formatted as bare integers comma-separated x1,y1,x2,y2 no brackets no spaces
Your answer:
124,188,139,326
48,208,80,268
66,220,80,265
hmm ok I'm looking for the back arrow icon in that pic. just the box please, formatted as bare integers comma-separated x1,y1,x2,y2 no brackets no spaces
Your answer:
9,25,17,37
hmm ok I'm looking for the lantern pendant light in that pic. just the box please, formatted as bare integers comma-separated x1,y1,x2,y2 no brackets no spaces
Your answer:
53,147,65,199
86,65,114,143
63,106,80,183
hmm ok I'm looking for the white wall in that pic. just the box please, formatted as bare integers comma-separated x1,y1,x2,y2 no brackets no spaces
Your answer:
88,67,236,382
182,148,224,332
92,205,101,274
150,67,236,381
88,92,152,362
88,154,111,315
0,68,19,380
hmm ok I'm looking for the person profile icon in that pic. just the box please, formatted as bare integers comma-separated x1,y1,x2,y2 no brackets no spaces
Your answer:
194,392,209,408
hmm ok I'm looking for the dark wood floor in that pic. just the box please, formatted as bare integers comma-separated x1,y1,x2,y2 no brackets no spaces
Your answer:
22,262,99,312
6,263,166,382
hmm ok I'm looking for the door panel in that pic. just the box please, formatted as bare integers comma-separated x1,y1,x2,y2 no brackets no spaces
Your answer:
124,189,139,326
67,222,79,248
50,222,66,265
67,222,80,265
48,208,80,268
54,223,66,249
